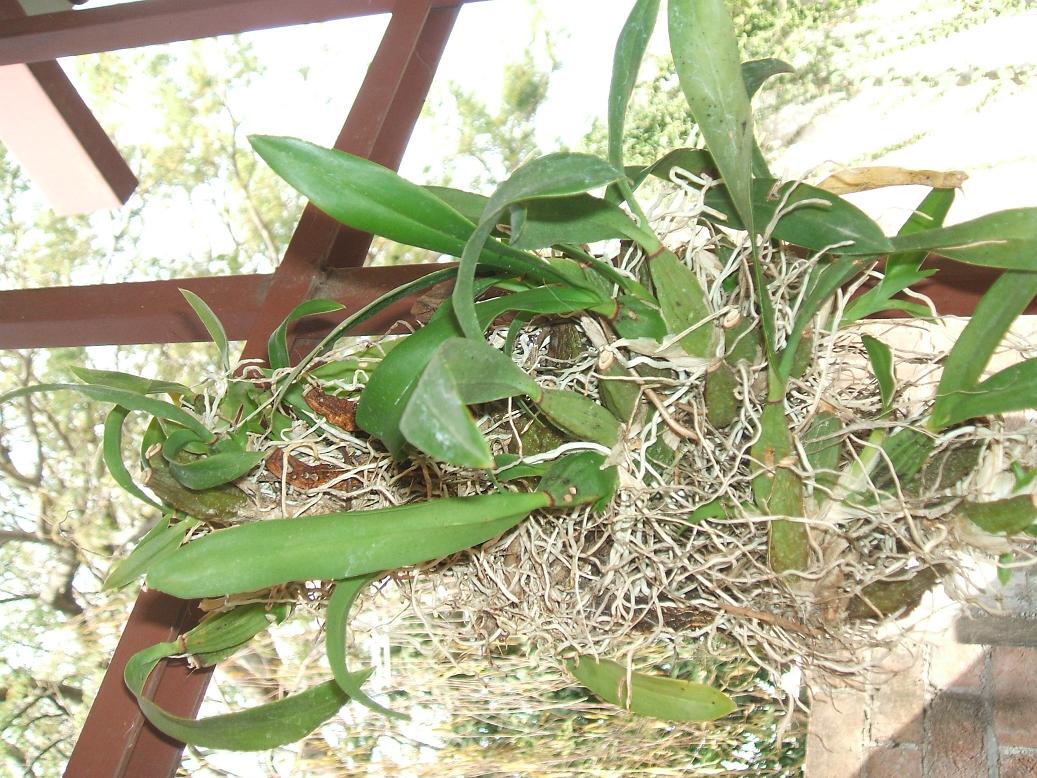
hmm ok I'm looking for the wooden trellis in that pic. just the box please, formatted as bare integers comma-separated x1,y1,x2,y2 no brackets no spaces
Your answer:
0,1,1032,775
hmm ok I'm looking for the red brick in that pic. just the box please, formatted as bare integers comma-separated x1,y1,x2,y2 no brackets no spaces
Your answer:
806,686,866,777
864,745,922,778
928,638,985,690
871,643,924,744
1001,752,1037,778
927,690,988,778
992,647,1037,748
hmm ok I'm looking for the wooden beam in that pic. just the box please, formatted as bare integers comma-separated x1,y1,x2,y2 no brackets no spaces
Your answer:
0,0,485,66
0,0,137,213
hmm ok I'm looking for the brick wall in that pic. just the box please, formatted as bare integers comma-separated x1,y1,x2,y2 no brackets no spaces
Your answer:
806,572,1037,777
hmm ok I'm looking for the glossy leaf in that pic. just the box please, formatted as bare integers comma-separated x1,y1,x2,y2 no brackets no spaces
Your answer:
125,640,364,752
669,0,755,232
930,271,1037,430
537,450,619,512
649,249,716,357
103,516,198,590
960,494,1037,535
609,0,661,169
168,450,266,490
511,194,654,250
326,575,406,720
454,153,626,339
890,207,1037,270
704,179,893,255
535,389,621,448
0,383,211,440
103,406,163,510
741,57,793,100
268,299,345,370
423,185,488,223
568,656,735,722
181,289,230,372
936,357,1037,428
70,366,191,398
358,287,604,458
861,335,895,415
147,491,549,598
842,187,954,323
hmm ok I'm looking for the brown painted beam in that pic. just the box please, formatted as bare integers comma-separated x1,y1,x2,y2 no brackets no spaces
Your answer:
0,0,137,214
0,0,485,66
0,274,272,349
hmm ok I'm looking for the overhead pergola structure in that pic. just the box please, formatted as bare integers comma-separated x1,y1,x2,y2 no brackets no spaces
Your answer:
0,1,1034,775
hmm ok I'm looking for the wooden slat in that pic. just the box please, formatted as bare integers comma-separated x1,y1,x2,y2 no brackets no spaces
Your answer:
0,0,485,66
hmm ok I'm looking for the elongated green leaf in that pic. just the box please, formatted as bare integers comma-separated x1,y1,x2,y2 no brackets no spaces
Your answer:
930,271,1037,429
145,452,249,520
168,450,266,490
866,427,935,496
959,494,1037,535
268,299,345,370
454,153,626,338
935,357,1037,428
537,450,618,512
635,147,716,189
103,516,197,590
650,249,716,356
125,640,364,751
181,289,230,372
861,335,895,415
842,187,954,323
357,287,605,457
752,402,807,572
399,351,495,468
741,57,793,100
147,491,549,598
423,185,489,223
568,656,735,722
890,207,1037,270
609,0,660,169
704,179,893,254
777,257,863,379
511,194,654,251
669,0,755,232
191,602,292,666
0,383,211,440
536,389,621,448
326,575,406,720
102,405,163,509
434,337,541,402
70,366,191,398
803,410,842,495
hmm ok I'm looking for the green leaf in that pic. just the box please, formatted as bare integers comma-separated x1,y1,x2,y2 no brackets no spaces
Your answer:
635,147,716,189
609,0,661,169
0,383,211,440
935,358,1037,428
168,450,266,490
184,602,291,657
537,451,618,512
535,389,621,448
357,287,605,458
180,289,230,373
704,179,893,255
268,299,345,370
998,554,1014,586
866,427,935,496
511,194,654,251
144,452,249,521
842,187,953,323
147,491,549,598
102,406,164,510
103,516,198,590
861,335,895,415
70,366,191,398
454,153,626,339
124,640,365,752
959,494,1037,535
930,271,1037,430
326,575,406,720
649,249,716,357
423,185,489,223
567,656,735,722
741,57,793,100
669,0,755,232
777,257,863,380
802,410,842,496
890,207,1037,270
752,402,807,572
